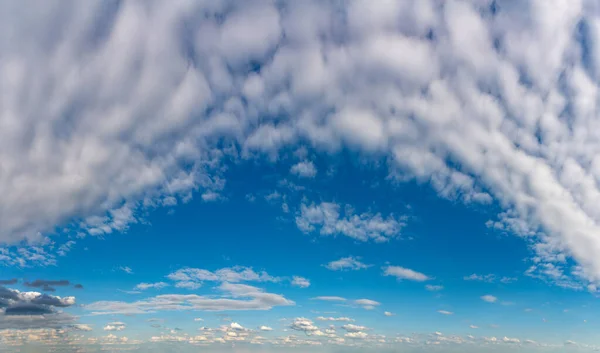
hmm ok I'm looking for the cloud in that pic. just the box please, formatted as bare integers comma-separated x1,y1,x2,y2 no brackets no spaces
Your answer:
481,295,498,303
104,322,126,331
24,279,70,292
296,202,406,242
425,285,443,291
345,331,368,339
290,161,317,178
0,0,599,292
324,256,371,271
85,282,294,315
437,310,453,315
0,285,77,329
0,279,18,285
166,266,280,289
383,266,430,282
353,299,380,310
259,325,273,331
341,324,368,333
311,296,347,302
119,267,134,275
464,274,517,284
71,324,93,332
384,312,394,317
291,276,310,288
134,282,169,291
469,325,478,329
316,317,354,322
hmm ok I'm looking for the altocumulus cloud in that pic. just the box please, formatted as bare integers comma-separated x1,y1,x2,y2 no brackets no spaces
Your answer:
1,0,600,291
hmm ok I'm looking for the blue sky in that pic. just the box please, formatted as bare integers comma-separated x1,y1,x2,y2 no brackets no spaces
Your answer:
2,0,600,352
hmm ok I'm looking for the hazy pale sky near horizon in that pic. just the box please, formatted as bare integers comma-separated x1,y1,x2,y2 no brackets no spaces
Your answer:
2,0,600,352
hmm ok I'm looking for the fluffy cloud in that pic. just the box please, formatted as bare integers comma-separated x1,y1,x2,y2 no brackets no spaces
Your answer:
1,0,600,290
341,324,368,333
384,311,395,317
290,161,317,178
481,295,498,303
259,325,273,331
167,266,281,289
0,286,77,329
296,202,405,242
103,322,126,331
291,276,310,288
324,256,371,271
383,266,430,282
85,282,294,315
290,318,319,334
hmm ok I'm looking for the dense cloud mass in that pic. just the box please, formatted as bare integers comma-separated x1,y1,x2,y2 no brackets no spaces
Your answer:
2,0,600,289
0,286,76,329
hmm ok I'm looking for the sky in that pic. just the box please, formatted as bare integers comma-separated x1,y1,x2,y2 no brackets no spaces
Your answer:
2,0,600,352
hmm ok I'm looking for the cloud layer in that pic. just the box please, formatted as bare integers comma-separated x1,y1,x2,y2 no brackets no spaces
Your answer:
2,0,600,291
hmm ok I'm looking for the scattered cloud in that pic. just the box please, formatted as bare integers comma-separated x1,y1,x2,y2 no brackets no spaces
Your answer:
324,256,371,271
104,322,126,331
353,299,380,310
119,267,134,275
437,310,453,315
316,317,353,322
384,312,395,317
311,296,347,302
259,326,273,331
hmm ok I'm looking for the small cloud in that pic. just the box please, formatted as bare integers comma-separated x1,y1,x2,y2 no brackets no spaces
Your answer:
425,285,443,291
290,161,317,178
437,310,453,315
311,296,347,302
134,282,169,291
291,276,310,288
481,295,498,303
119,266,134,274
316,316,354,322
383,266,430,282
325,256,371,271
259,326,273,331
384,311,395,317
354,299,380,310
201,191,220,202
194,318,204,322
74,284,84,289
0,279,18,285
104,322,126,331
469,325,478,329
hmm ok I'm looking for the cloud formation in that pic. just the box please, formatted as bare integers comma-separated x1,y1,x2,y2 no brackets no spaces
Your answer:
325,256,371,271
1,0,600,292
383,266,430,282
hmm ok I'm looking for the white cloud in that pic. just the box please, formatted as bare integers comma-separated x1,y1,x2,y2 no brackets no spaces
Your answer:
341,324,368,332
437,310,453,315
353,299,380,310
290,161,317,178
316,317,353,322
71,324,93,332
134,282,169,291
103,322,126,331
481,295,498,303
503,337,521,344
296,202,405,242
324,256,370,271
194,318,204,322
166,266,280,289
311,296,347,302
345,331,368,339
290,318,319,334
469,325,478,329
291,276,310,288
85,282,294,315
259,326,273,331
1,0,600,291
425,285,443,291
384,311,394,317
383,266,430,282
119,267,134,275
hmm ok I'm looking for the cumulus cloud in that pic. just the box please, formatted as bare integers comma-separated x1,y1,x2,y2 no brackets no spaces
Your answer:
383,266,430,282
290,318,319,334
291,276,310,288
104,322,126,331
0,285,77,329
290,161,317,178
259,325,273,331
324,256,371,271
341,324,368,332
1,0,600,290
296,202,405,242
167,266,280,289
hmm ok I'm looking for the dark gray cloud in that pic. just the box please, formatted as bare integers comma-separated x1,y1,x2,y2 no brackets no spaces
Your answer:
0,279,18,285
73,284,84,289
5,303,54,316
